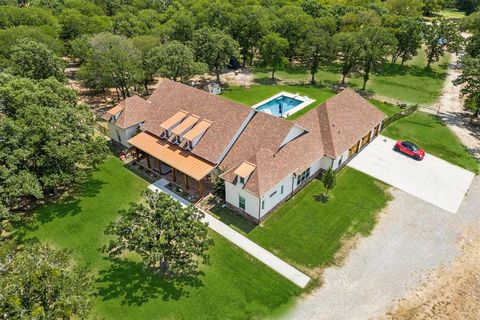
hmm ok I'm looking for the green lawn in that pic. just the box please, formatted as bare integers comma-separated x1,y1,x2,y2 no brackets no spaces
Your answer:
252,50,450,105
383,112,479,173
369,99,402,116
248,168,391,273
17,156,300,320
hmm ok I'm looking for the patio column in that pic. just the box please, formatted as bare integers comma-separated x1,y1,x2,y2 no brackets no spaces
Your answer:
146,154,151,169
158,159,161,174
198,179,204,197
172,168,176,182
184,173,189,190
135,148,140,161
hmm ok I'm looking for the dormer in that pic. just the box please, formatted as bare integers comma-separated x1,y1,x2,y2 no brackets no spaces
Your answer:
182,119,212,149
234,161,256,186
159,110,188,139
169,114,200,144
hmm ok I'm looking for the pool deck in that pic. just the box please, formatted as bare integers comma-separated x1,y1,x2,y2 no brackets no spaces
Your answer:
251,91,315,118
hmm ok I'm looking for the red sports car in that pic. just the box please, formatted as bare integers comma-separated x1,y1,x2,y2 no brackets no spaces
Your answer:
394,140,425,160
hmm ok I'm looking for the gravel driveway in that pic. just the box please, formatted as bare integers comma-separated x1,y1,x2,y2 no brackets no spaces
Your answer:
284,176,480,320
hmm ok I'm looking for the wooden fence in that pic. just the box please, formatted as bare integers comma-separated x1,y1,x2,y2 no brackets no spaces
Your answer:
94,121,109,136
381,104,418,130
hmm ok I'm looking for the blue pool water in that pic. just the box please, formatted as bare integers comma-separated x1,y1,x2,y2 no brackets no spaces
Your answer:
255,96,303,117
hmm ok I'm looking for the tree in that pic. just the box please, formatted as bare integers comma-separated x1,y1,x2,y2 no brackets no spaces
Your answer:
334,32,362,84
259,33,289,80
232,5,269,67
131,35,161,93
9,39,65,81
422,0,446,15
0,75,107,214
358,27,398,90
299,20,336,84
0,243,93,319
78,32,141,98
192,27,239,84
105,190,213,276
453,56,480,117
456,0,480,15
148,41,206,83
322,167,336,198
465,33,480,57
166,9,195,43
423,19,462,69
389,17,424,65
385,0,424,16
273,6,312,61
461,11,480,33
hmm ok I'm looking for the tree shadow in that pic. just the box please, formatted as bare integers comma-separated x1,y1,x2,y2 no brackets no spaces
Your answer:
314,193,329,203
377,63,447,80
95,257,205,306
253,77,280,85
13,178,105,239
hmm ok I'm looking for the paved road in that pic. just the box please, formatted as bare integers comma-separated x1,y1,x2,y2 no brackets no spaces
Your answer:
285,175,480,320
348,136,475,213
148,179,311,288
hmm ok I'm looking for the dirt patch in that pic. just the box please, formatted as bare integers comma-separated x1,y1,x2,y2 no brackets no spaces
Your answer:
385,226,480,320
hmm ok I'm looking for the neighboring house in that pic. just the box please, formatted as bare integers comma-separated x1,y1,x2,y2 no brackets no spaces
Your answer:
103,79,385,223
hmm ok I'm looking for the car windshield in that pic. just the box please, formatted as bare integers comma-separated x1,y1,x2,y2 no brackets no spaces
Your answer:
404,141,418,151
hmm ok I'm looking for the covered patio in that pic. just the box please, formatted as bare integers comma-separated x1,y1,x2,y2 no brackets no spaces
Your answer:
128,132,215,200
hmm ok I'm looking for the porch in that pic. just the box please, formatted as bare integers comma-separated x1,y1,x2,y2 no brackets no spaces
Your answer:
128,132,216,201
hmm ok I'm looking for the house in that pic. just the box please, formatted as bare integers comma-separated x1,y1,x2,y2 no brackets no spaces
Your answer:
103,79,385,223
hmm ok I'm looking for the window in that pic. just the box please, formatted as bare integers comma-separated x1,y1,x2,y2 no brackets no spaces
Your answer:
261,200,265,210
296,167,311,186
239,176,245,184
338,157,343,167
115,129,122,142
239,195,245,210
269,191,277,198
281,185,284,194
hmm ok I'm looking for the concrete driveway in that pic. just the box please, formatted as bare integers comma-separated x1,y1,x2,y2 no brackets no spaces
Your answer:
348,136,475,213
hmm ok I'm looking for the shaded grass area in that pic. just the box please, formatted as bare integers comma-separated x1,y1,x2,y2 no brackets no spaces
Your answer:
252,50,450,105
248,168,391,273
17,156,301,320
209,205,257,236
383,112,479,172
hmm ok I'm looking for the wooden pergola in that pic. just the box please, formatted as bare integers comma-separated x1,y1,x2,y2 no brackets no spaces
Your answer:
128,132,215,197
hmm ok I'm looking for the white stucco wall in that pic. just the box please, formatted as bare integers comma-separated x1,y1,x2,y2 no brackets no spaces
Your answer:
259,174,294,218
108,122,139,147
332,149,350,170
225,181,260,219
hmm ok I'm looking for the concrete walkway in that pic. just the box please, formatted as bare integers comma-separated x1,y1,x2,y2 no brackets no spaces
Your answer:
148,179,311,288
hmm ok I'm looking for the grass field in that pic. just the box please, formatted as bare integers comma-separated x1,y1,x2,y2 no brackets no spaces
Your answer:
247,168,391,273
17,157,300,320
253,50,450,105
383,112,479,172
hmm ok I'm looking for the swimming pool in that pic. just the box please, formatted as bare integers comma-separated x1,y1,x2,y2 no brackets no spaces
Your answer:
252,92,315,118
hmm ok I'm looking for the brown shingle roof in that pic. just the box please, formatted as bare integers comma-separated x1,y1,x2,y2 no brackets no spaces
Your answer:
314,89,385,158
109,95,152,129
222,148,295,195
146,79,252,164
220,111,294,171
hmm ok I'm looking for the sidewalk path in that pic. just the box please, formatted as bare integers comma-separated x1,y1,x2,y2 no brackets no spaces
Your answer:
148,179,311,288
